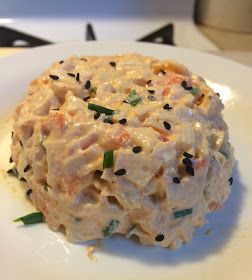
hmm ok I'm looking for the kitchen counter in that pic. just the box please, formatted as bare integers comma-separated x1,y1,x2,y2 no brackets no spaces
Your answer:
0,47,25,57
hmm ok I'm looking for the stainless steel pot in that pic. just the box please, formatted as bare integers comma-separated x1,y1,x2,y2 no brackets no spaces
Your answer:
195,0,252,33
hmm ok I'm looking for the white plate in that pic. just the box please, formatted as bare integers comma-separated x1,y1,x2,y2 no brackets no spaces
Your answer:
0,42,252,280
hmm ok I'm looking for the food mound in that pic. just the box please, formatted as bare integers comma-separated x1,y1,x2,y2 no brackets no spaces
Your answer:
11,54,234,248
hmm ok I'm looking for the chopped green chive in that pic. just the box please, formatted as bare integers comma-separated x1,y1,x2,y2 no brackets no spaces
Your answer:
90,87,97,96
123,90,142,106
103,151,114,169
103,219,119,237
44,184,49,191
126,224,136,238
88,103,114,115
7,168,19,177
190,88,198,96
14,211,44,225
174,208,192,219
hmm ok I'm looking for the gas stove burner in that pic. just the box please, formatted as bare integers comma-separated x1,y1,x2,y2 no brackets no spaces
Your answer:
0,26,51,47
137,23,175,45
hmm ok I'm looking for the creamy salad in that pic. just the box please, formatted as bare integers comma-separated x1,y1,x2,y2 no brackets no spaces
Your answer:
9,54,234,248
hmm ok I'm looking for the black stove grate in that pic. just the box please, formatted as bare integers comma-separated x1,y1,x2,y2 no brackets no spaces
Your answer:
137,23,175,45
0,26,51,47
0,23,175,47
85,23,175,45
86,23,97,41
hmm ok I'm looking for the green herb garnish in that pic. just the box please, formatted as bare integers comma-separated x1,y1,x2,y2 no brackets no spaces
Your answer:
14,211,44,225
90,87,97,96
103,150,114,169
173,208,192,219
103,219,119,237
44,183,49,191
88,103,114,115
124,90,142,106
126,224,136,238
190,88,198,96
7,168,19,177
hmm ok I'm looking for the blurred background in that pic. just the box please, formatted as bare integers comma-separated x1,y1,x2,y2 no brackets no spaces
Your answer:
0,0,251,65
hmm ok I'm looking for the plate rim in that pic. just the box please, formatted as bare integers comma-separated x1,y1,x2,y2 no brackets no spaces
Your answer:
0,40,251,73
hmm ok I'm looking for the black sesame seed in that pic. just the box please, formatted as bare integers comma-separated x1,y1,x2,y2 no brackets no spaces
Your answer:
109,61,116,67
119,118,127,125
26,189,32,196
186,166,194,176
94,112,100,120
103,118,113,124
114,169,126,176
181,80,187,88
85,80,91,89
59,60,64,64
148,89,155,94
51,108,59,111
49,74,59,80
83,96,91,101
148,95,156,101
80,58,87,61
24,165,31,172
173,177,180,184
67,72,75,77
75,217,83,222
133,146,142,153
229,177,233,185
20,177,27,182
182,158,193,166
163,103,172,110
160,70,166,75
155,234,164,242
19,140,23,147
7,169,14,175
181,80,193,91
9,156,13,163
216,92,220,97
11,131,14,137
163,121,171,130
146,79,152,85
94,170,103,177
76,72,80,82
183,152,193,158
